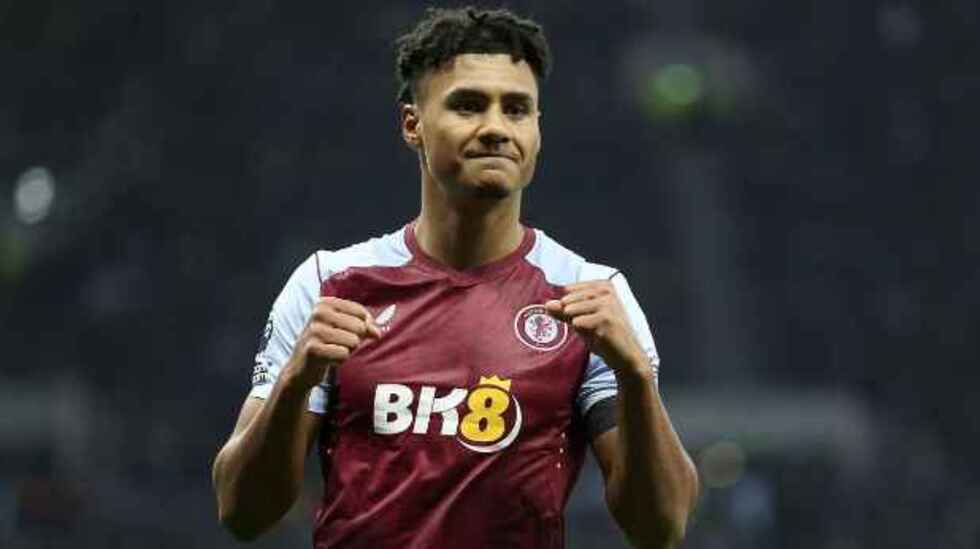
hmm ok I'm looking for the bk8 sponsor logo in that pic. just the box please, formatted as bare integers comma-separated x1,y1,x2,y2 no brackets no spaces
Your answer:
373,375,523,454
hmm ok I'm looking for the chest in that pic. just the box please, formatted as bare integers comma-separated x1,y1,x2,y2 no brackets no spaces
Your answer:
322,267,589,442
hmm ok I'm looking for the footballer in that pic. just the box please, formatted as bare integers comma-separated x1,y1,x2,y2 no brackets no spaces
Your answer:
212,6,698,548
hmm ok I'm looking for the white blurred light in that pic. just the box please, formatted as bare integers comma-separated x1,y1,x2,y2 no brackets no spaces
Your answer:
14,166,56,224
699,440,746,489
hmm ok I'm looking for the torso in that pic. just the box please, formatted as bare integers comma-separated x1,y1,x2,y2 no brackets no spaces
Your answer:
311,223,592,549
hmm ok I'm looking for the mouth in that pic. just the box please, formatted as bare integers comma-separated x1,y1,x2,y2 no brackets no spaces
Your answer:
464,153,517,162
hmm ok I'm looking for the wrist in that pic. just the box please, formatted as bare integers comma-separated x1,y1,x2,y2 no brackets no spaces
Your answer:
612,354,657,387
278,361,318,400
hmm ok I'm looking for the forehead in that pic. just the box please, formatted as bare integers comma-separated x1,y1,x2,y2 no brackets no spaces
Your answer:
420,53,539,102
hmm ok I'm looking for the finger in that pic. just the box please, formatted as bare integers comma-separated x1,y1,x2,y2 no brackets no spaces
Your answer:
307,341,352,363
562,280,610,293
570,313,603,332
316,299,381,339
321,310,375,339
561,299,602,318
544,299,573,322
324,297,382,339
560,289,601,306
310,324,361,350
357,309,383,339
365,322,383,339
320,296,372,321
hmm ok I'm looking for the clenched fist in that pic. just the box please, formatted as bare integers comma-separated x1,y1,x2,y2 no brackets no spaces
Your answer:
283,296,382,390
544,280,649,376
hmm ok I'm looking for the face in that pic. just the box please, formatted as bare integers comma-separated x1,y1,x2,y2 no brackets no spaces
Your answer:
403,53,541,199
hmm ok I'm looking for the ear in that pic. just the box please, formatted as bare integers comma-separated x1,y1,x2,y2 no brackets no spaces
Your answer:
400,103,422,150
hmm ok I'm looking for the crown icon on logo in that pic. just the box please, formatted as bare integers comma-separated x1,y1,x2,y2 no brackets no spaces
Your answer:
478,375,512,392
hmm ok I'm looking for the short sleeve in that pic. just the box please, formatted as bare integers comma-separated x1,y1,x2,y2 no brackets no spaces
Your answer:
248,253,330,414
575,271,660,417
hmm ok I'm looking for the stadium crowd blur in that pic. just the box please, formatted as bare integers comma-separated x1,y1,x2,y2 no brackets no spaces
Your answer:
2,1,978,548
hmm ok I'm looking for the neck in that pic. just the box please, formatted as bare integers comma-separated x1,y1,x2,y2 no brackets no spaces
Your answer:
415,176,525,271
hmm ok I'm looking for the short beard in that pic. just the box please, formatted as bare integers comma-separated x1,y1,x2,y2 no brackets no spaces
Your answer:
440,174,514,200
467,181,511,200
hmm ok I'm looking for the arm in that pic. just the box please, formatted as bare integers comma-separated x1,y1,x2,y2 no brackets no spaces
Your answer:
211,296,381,541
211,386,323,541
591,374,698,548
546,280,698,548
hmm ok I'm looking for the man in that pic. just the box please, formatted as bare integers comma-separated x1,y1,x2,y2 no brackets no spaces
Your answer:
212,7,698,548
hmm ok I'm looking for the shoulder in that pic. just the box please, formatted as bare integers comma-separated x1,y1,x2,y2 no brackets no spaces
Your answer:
311,225,413,283
524,227,618,285
276,225,412,302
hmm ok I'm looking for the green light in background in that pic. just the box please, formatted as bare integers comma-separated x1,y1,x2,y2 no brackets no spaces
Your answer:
652,64,704,108
0,231,27,283
643,63,706,120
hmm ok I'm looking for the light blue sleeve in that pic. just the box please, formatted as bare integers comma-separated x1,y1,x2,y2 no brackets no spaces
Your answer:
575,268,660,416
248,253,329,414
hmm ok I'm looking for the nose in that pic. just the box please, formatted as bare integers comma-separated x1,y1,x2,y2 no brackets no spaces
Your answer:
478,131,508,147
476,107,510,147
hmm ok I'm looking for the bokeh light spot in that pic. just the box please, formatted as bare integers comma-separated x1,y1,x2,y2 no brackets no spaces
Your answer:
700,440,746,489
14,166,56,224
651,64,704,109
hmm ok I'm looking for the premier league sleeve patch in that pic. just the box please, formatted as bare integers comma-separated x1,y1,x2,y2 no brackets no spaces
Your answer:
252,362,272,387
252,315,275,387
257,315,274,354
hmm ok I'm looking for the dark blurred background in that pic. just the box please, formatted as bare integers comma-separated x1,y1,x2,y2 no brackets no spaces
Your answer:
2,1,978,547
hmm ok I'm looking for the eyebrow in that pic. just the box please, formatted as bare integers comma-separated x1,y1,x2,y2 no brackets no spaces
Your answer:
444,87,535,105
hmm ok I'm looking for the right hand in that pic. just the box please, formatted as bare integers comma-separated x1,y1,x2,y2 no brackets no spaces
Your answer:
283,296,382,390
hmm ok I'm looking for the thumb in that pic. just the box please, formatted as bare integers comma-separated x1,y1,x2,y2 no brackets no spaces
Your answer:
365,312,383,339
544,300,567,320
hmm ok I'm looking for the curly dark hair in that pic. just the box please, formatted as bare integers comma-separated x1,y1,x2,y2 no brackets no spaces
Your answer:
394,6,552,105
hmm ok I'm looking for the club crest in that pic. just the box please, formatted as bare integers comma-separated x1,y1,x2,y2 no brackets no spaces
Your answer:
514,304,568,351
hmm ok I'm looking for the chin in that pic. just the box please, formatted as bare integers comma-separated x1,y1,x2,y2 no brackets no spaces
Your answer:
472,173,519,198
434,166,522,200
451,169,515,199
471,183,512,199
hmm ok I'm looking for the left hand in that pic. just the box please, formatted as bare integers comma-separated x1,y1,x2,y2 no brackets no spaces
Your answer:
545,280,648,374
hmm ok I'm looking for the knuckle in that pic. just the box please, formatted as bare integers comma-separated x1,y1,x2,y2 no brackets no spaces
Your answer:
329,327,360,348
323,326,343,342
350,321,368,336
309,324,329,340
302,340,319,358
311,307,331,325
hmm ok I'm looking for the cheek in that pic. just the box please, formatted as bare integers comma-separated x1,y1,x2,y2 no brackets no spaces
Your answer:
522,130,542,164
522,124,541,154
520,131,541,181
424,129,464,173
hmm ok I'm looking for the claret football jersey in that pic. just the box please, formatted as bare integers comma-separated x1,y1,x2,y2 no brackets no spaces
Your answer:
249,222,659,549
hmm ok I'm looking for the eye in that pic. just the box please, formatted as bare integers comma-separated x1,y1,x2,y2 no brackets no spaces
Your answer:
505,103,531,117
452,100,482,115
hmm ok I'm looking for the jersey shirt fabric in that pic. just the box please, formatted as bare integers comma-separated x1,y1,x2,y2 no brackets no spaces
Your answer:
249,222,660,549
